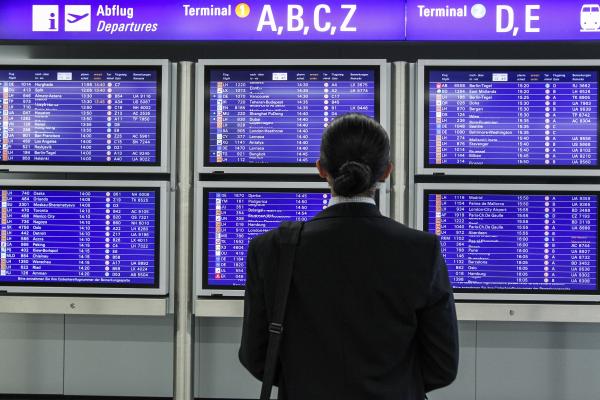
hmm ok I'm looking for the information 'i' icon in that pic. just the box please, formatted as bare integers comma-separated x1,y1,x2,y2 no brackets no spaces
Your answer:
235,3,250,18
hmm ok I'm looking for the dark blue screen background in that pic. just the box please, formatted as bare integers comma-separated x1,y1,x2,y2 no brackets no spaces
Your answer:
426,192,598,292
0,188,157,286
427,69,598,167
205,190,330,288
207,68,377,165
0,68,159,165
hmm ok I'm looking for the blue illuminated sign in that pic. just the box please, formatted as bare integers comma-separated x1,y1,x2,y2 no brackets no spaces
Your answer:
0,1,405,41
407,1,600,41
1,2,600,44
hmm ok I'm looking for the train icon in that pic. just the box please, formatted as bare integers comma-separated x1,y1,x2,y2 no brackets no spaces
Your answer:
581,4,600,31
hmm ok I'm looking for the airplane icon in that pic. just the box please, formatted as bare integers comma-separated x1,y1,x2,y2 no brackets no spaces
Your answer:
64,5,91,32
67,13,89,24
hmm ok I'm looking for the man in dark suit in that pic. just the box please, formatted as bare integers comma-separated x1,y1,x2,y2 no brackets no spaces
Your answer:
239,114,459,399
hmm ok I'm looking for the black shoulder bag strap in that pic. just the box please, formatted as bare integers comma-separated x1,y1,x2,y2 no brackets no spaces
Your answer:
259,221,304,400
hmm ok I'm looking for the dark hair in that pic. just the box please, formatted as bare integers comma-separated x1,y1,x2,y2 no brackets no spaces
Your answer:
320,113,390,197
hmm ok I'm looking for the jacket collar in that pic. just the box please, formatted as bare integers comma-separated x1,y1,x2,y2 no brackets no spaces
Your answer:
311,202,383,221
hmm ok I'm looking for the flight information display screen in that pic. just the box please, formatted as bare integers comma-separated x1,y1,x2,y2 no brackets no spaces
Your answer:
425,191,598,293
205,66,379,166
0,187,159,287
426,68,599,168
204,189,331,288
0,67,160,166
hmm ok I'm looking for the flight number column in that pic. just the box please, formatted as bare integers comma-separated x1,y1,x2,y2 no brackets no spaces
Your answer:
212,193,248,285
3,190,32,280
0,190,9,276
2,81,34,162
431,82,464,165
215,81,248,163
1,82,6,161
433,194,468,285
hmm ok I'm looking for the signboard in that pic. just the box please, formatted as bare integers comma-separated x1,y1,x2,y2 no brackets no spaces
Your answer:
407,1,600,40
2,1,600,41
0,0,405,41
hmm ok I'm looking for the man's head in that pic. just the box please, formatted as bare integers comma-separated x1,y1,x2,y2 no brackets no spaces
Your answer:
317,113,392,197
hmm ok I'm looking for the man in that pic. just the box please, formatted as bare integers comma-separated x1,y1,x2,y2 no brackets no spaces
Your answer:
239,113,459,399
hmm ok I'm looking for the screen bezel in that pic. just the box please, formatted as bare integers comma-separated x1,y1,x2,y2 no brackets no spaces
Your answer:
414,183,600,302
0,179,169,295
196,59,389,175
416,59,600,177
194,180,388,298
0,59,170,174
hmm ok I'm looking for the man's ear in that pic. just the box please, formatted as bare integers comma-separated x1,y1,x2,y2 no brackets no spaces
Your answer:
380,162,393,181
316,160,329,180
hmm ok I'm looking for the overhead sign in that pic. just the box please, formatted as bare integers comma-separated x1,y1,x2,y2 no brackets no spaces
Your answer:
407,1,600,40
0,0,406,41
3,1,600,41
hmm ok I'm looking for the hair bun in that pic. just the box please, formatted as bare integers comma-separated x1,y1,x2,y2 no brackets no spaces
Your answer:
332,161,373,197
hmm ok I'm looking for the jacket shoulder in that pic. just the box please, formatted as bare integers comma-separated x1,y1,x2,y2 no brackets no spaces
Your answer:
248,228,280,253
378,217,438,244
251,218,437,255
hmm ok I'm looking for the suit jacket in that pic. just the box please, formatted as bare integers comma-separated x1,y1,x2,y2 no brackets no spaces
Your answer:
239,202,459,400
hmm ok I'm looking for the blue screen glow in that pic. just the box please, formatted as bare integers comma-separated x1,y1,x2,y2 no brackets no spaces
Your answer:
0,187,158,287
205,189,330,288
0,68,159,165
426,192,598,292
206,68,377,165
427,69,599,168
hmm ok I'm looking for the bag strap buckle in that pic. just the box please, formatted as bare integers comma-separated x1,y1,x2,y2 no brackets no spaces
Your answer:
269,322,283,335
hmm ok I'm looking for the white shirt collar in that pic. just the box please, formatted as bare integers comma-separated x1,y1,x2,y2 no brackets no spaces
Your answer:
328,195,376,208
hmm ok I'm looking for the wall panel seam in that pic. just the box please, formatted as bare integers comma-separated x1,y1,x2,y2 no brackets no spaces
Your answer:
474,321,478,400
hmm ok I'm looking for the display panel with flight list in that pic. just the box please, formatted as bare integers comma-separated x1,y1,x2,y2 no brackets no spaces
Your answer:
0,67,159,165
204,189,330,288
427,69,598,168
426,191,598,292
0,187,158,287
206,67,378,166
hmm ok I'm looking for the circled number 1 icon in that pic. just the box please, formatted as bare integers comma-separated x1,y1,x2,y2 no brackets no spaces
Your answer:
236,3,251,18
